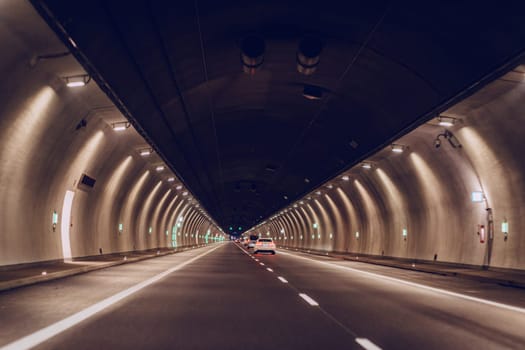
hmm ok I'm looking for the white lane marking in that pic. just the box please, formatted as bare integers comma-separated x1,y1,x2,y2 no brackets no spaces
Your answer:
278,276,288,283
356,338,382,350
267,268,273,272
279,251,525,315
0,245,223,350
299,293,319,306
260,262,265,266
255,259,259,262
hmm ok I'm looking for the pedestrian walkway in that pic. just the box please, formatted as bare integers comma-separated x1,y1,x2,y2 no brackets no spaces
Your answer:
0,246,204,292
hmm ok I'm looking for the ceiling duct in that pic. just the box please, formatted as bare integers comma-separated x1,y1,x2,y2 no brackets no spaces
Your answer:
240,35,265,74
297,36,323,75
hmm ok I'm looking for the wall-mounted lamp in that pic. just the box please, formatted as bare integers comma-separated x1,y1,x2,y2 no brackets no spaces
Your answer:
52,210,58,232
391,144,406,153
182,191,189,196
361,162,372,169
502,218,509,241
434,129,462,149
438,115,457,127
326,184,333,189
315,190,322,195
155,165,165,172
341,175,350,181
139,148,153,156
111,121,131,131
64,74,91,88
176,185,183,190
471,191,484,203
167,177,175,182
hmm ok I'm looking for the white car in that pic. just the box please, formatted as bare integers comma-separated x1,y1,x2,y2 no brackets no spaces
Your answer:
247,235,259,249
253,238,276,255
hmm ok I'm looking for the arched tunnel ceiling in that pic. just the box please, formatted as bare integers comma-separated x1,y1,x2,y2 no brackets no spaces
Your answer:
32,0,525,232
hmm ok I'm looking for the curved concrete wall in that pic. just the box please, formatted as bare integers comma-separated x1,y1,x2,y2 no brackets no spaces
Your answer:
255,70,525,270
0,1,221,266
2,1,524,270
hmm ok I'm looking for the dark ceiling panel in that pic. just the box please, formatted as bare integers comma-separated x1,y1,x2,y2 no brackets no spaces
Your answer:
33,0,525,232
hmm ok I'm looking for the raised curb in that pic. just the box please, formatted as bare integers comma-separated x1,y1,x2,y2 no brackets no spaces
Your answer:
280,247,525,289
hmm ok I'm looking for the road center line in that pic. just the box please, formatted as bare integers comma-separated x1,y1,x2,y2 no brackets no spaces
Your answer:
356,338,382,350
299,293,319,306
279,250,525,315
278,276,288,283
0,244,223,350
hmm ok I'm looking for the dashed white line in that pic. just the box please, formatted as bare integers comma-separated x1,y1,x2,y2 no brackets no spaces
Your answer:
259,262,265,266
278,276,288,283
355,338,382,350
266,268,273,272
279,251,525,315
299,293,319,306
0,245,223,350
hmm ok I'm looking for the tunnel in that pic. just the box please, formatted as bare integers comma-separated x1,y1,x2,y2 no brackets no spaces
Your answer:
1,1,525,349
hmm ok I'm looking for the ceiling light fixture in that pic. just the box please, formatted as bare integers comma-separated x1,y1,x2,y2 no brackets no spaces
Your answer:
139,148,153,156
111,121,130,132
438,115,456,127
302,84,323,100
64,74,91,88
391,144,406,153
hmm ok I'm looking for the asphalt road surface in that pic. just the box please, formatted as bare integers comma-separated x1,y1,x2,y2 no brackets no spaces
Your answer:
1,242,524,349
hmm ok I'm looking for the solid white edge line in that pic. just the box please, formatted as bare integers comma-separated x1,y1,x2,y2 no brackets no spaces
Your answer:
278,251,525,315
356,338,382,350
299,293,319,306
0,244,223,350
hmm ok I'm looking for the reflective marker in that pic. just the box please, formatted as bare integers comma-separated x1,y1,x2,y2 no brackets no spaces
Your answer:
356,338,382,350
299,293,319,306
278,276,288,283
